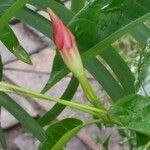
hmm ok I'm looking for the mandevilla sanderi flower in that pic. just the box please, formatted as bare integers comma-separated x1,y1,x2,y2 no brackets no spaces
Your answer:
47,8,102,108
47,8,84,78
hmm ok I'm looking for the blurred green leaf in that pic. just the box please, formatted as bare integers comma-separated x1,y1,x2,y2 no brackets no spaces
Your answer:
130,24,150,47
0,56,7,150
71,0,86,13
86,58,125,101
40,118,83,150
16,7,52,38
136,133,150,147
28,0,74,24
0,0,28,29
109,95,150,136
0,25,32,64
0,127,7,150
0,0,14,16
0,56,3,81
0,92,46,142
39,76,79,127
42,53,68,93
137,40,150,96
100,46,135,94
102,134,112,149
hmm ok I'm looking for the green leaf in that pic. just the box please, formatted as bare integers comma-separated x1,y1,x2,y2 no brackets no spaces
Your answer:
0,57,7,150
28,0,74,24
102,134,112,149
100,46,135,94
0,25,32,64
0,0,14,16
40,118,83,150
136,39,150,96
130,24,150,47
0,127,7,150
86,58,125,101
16,7,52,38
136,133,150,147
55,0,64,5
109,95,150,136
0,55,3,81
0,0,28,29
39,76,79,127
42,53,68,93
71,0,86,13
0,92,46,142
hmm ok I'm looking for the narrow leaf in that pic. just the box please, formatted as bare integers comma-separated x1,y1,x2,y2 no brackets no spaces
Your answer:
0,0,28,29
136,133,150,147
42,53,68,93
40,118,83,150
86,58,125,101
0,0,14,16
0,92,46,142
28,0,74,24
0,25,32,64
0,56,3,80
100,46,135,94
16,7,52,38
130,23,150,47
71,0,86,13
137,40,150,96
0,56,7,150
109,95,150,136
0,127,7,150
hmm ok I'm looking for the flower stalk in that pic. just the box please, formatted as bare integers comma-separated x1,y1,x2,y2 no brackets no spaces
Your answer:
78,74,103,108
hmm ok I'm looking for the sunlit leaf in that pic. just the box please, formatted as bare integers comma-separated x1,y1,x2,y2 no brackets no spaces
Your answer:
109,95,150,136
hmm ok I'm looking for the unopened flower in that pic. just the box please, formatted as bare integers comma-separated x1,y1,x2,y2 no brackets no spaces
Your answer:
47,8,84,78
47,8,102,108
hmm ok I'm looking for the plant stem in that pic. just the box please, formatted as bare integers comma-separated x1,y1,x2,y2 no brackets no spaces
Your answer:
0,82,106,117
78,74,103,109
83,119,102,127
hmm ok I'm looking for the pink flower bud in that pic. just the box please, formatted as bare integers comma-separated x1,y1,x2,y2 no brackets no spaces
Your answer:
47,8,102,108
47,8,84,77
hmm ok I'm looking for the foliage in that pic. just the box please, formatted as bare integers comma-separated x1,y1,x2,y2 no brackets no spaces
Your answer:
0,0,150,149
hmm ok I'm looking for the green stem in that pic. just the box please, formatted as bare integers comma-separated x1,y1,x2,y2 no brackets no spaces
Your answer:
0,82,106,117
78,74,103,109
